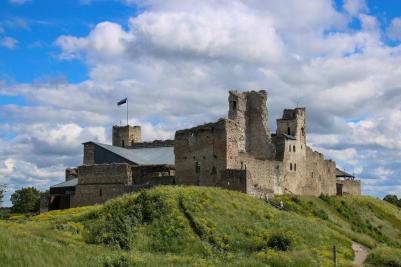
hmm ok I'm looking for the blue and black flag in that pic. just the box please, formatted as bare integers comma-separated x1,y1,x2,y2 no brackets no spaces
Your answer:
117,98,127,106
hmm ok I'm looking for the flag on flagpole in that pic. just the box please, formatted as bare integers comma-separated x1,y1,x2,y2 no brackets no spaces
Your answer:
117,98,127,106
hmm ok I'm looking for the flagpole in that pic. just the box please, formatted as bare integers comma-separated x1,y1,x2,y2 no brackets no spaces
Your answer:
126,98,129,126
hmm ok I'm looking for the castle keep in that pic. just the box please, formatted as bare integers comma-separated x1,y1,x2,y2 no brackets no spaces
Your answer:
48,90,360,210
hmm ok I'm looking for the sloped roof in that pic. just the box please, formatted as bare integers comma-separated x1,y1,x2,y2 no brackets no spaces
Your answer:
91,142,175,165
50,178,78,188
282,133,296,140
336,168,354,178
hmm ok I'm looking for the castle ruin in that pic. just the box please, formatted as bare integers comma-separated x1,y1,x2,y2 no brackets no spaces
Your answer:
48,90,361,210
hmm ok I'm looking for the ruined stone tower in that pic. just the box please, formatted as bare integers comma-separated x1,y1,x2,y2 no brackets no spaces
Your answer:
112,125,141,147
228,90,274,159
276,108,306,144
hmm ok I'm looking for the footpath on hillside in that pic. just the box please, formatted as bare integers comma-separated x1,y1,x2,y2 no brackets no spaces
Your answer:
352,241,369,266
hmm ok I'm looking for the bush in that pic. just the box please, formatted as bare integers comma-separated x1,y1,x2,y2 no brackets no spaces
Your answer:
366,246,401,267
267,233,292,251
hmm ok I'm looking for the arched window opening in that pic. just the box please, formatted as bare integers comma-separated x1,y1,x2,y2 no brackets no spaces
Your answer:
287,127,291,135
232,100,237,110
290,163,292,171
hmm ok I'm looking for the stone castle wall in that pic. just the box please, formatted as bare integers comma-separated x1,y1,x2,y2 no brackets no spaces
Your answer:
174,119,229,186
336,179,361,195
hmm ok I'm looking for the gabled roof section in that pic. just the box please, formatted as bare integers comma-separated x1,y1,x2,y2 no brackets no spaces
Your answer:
87,141,174,165
336,168,354,178
50,178,78,188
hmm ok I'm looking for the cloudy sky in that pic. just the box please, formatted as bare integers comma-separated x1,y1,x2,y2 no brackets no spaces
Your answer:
1,0,401,206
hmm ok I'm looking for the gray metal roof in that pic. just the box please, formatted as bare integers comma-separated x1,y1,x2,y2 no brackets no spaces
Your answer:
93,142,175,165
50,178,78,188
336,168,354,178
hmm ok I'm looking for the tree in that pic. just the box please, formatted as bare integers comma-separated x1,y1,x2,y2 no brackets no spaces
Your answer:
0,184,6,207
383,194,401,208
11,187,40,213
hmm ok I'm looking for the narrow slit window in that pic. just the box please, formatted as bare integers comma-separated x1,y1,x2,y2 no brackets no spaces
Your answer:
287,127,291,135
99,188,102,197
293,145,296,152
290,163,292,171
294,164,297,171
195,161,200,174
289,145,291,152
121,140,125,147
232,100,237,110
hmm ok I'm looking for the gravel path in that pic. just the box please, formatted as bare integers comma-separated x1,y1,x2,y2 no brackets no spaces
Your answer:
352,241,370,266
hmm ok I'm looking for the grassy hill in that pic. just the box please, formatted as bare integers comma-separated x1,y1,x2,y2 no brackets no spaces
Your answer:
0,186,400,266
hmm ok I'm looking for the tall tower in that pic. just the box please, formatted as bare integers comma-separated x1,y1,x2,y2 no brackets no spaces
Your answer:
112,125,141,147
228,90,274,159
276,108,306,144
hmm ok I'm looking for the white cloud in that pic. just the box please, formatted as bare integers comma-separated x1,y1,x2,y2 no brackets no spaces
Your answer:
8,0,31,5
343,0,368,16
1,37,18,49
387,17,401,41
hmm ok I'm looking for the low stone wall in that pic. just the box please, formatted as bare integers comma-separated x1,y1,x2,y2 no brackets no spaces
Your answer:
336,179,361,195
78,164,132,185
72,184,125,207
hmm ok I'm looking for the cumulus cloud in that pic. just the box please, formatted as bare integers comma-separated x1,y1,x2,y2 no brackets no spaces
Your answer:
387,17,401,41
1,36,18,49
343,0,368,16
2,0,401,204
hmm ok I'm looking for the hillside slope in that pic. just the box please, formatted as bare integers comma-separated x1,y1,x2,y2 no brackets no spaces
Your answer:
0,186,400,266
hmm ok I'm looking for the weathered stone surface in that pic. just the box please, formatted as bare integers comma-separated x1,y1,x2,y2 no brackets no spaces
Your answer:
112,125,141,147
174,90,361,197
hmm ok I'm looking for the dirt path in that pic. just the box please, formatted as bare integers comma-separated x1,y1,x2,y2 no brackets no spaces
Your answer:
352,241,369,266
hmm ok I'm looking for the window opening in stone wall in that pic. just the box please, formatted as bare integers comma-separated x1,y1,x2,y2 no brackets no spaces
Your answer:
294,164,297,171
99,188,102,197
287,127,291,135
241,161,244,169
312,172,314,178
290,163,292,171
195,161,201,173
293,145,296,152
289,145,291,152
211,166,217,175
121,140,125,147
301,127,305,136
232,100,237,110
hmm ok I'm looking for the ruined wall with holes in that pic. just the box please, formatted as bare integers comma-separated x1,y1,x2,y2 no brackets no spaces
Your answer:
174,90,358,197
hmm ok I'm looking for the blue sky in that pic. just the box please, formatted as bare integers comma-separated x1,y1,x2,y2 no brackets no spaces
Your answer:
1,0,401,206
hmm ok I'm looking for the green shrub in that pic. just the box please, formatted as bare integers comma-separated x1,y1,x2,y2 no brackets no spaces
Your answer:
366,246,401,267
267,233,292,251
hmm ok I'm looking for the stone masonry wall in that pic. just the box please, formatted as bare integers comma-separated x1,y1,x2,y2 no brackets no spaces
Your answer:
305,146,337,195
78,164,132,185
112,125,141,147
174,119,229,186
83,142,95,165
337,179,361,195
71,164,132,207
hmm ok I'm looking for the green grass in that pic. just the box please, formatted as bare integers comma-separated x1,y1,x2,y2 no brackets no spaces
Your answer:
0,186,400,266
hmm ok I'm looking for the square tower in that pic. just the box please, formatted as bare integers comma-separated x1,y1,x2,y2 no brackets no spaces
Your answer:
112,125,141,147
